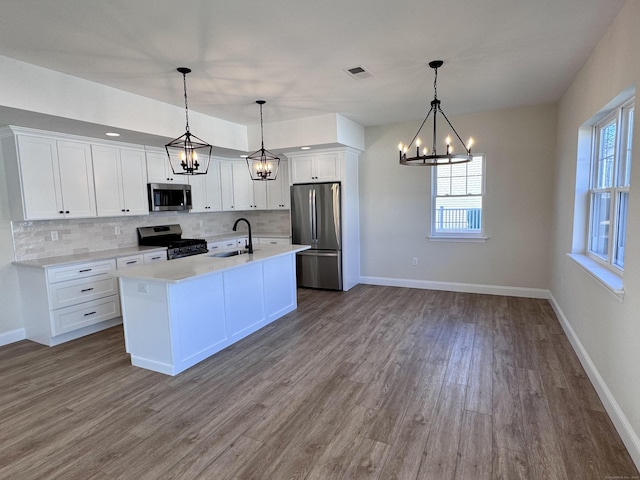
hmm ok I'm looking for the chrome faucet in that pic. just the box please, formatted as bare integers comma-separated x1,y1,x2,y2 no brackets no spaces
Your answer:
232,217,253,254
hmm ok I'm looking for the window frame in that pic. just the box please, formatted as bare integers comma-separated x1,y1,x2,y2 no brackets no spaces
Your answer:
429,153,487,241
587,98,634,272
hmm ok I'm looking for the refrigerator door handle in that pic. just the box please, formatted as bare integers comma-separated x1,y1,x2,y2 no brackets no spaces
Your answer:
311,188,317,243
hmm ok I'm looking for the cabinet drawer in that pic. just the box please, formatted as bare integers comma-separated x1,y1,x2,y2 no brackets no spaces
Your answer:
117,254,144,269
51,295,121,337
49,275,118,310
222,239,238,250
47,259,116,284
207,241,224,252
143,251,167,264
258,237,290,245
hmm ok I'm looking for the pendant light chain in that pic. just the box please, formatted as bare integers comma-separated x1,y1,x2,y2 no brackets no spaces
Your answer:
259,102,265,149
183,71,190,133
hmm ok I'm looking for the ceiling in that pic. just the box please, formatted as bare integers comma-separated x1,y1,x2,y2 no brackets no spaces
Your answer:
0,0,626,130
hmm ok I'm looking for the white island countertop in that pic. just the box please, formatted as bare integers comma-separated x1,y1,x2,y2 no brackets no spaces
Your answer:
114,244,310,283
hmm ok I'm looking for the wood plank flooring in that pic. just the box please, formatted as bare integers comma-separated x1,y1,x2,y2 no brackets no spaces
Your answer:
0,285,637,479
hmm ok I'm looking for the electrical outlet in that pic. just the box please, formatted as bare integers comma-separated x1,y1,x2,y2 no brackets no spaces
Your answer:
412,257,418,266
51,231,58,241
137,283,148,293
115,226,121,235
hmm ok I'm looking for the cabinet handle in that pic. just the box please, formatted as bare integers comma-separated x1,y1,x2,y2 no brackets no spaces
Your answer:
80,287,94,292
59,210,64,214
150,256,162,260
65,211,70,214
122,209,126,212
126,260,138,265
78,268,92,273
126,209,130,212
84,311,97,317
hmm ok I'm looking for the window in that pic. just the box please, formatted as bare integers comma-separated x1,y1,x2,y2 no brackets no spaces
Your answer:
431,154,485,238
588,99,634,271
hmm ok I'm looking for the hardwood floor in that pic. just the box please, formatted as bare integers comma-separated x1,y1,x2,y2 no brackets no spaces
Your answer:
0,285,637,479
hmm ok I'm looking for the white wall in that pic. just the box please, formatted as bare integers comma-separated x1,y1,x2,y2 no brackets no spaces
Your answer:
0,143,23,339
360,104,556,295
550,0,640,466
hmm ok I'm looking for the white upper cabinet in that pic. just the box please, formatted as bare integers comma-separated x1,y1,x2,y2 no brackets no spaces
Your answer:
220,161,235,211
13,134,96,220
92,145,148,217
232,162,268,210
267,160,289,209
189,161,222,212
146,148,178,183
290,152,340,183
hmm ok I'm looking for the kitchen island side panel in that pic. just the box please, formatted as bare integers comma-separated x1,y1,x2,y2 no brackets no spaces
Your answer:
168,272,227,371
263,254,297,321
119,277,174,374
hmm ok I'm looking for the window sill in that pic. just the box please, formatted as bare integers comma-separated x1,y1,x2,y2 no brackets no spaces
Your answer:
566,253,624,300
428,235,488,243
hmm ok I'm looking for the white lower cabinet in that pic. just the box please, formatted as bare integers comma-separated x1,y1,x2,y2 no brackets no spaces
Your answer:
17,259,121,346
119,249,298,375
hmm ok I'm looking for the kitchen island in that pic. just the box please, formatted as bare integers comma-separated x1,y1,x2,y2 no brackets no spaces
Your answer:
116,244,310,375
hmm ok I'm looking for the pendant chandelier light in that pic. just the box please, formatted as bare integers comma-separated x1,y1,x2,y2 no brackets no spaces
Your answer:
246,100,280,181
165,67,212,175
398,60,473,166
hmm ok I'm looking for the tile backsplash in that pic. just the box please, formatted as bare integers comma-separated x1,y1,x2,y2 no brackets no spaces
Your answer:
12,210,290,261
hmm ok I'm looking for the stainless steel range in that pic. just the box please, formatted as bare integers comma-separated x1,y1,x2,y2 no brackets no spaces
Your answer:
137,224,208,260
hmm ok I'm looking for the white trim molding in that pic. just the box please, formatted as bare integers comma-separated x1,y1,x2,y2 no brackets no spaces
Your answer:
0,328,26,347
359,276,549,299
549,293,640,470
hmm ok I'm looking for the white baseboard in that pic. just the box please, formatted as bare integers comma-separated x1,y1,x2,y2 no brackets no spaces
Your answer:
0,328,26,347
549,293,640,470
359,276,549,299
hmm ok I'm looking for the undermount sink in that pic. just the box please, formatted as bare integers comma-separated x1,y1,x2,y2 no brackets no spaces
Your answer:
209,249,256,258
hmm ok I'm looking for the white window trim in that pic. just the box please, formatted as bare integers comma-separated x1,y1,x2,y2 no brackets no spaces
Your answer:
429,154,487,242
585,98,633,275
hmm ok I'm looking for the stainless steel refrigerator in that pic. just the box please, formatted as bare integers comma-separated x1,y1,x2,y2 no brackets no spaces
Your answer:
291,182,342,290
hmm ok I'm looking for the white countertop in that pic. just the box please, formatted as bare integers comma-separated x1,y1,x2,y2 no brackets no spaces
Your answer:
115,244,310,284
13,246,167,269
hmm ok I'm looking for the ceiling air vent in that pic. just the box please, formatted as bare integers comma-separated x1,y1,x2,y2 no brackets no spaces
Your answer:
343,65,374,80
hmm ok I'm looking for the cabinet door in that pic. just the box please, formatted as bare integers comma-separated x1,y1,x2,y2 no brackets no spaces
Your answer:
189,174,207,212
56,140,96,218
314,153,340,181
290,155,314,183
232,162,252,210
205,161,223,211
146,150,175,183
92,145,125,217
252,180,268,209
267,160,289,209
220,162,235,211
16,135,63,219
119,148,149,215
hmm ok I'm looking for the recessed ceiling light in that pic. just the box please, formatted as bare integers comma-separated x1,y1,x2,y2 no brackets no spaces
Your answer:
300,146,311,150
240,154,248,158
105,132,120,137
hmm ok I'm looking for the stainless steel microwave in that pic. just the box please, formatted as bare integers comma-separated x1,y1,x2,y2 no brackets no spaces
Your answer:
148,183,192,212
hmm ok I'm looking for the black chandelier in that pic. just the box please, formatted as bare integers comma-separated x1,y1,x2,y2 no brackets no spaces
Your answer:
165,67,212,175
246,100,280,181
398,60,473,166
